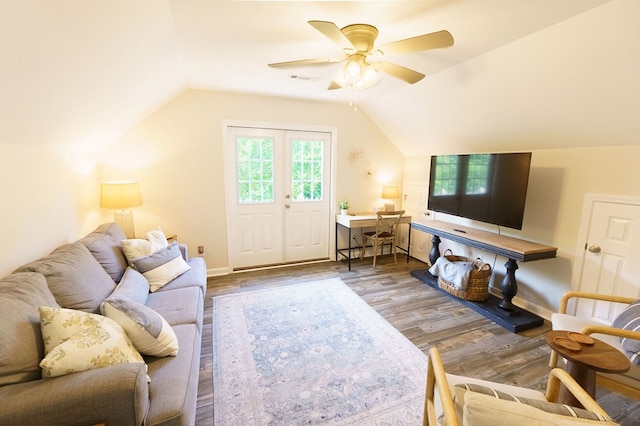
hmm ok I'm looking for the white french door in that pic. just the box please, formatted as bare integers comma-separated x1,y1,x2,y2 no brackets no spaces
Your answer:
225,126,332,269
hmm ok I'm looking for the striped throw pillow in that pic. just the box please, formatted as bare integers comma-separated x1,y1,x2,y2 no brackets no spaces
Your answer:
612,300,640,365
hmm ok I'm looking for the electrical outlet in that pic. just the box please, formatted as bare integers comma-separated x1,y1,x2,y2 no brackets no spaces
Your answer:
197,245,205,255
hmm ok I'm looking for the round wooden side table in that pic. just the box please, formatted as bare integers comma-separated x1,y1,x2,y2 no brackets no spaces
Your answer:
546,330,630,407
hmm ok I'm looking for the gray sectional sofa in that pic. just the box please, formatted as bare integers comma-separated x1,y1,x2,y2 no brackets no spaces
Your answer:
0,223,206,426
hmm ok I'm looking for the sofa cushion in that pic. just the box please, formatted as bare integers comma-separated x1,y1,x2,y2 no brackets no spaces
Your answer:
0,273,59,387
157,256,207,295
107,267,150,305
121,228,169,266
132,243,191,292
79,222,129,283
39,306,145,378
101,298,179,357
14,242,116,313
146,287,204,330
145,323,201,426
612,299,640,365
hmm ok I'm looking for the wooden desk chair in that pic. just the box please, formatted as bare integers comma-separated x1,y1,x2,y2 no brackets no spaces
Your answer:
424,347,617,426
360,210,404,268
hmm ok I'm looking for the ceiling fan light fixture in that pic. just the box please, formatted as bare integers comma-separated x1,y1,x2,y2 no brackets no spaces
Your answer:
334,56,380,90
344,57,362,84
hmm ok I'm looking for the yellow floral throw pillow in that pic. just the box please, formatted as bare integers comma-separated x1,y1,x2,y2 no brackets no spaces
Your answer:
39,306,145,378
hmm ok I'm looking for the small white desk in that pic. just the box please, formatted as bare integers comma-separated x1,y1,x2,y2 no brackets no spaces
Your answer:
335,213,412,270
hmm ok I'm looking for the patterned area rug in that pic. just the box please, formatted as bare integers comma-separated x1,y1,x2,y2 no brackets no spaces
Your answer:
212,278,427,425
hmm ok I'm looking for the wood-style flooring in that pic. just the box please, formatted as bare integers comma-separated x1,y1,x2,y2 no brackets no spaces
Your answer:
196,255,639,425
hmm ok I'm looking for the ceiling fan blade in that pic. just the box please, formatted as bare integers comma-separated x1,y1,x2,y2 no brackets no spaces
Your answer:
268,58,343,68
377,30,454,55
308,20,356,51
375,61,425,84
327,80,342,90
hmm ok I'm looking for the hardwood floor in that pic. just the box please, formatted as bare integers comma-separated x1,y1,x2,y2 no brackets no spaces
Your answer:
196,255,639,425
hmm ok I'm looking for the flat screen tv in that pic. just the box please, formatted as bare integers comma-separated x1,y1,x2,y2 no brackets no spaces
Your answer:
428,152,532,230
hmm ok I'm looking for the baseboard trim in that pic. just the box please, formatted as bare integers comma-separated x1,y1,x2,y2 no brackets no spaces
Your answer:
207,267,230,277
597,374,640,400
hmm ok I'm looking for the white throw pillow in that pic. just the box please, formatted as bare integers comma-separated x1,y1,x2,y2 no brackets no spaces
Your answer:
39,306,145,378
132,243,191,292
121,228,169,265
101,298,179,357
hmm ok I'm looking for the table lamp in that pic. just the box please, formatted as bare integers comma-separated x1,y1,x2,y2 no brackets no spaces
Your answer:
381,185,399,211
100,181,142,238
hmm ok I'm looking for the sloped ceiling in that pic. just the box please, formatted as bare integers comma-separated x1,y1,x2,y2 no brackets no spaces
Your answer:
3,0,630,154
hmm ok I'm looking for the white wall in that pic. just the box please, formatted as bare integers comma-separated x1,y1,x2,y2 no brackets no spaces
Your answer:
405,145,640,317
0,143,102,276
99,89,405,275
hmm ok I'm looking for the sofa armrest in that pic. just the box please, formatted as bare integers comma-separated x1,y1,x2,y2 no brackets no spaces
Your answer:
0,363,149,426
178,243,189,261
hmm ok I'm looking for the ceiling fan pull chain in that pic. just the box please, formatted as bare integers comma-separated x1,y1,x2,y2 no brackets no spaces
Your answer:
349,88,358,112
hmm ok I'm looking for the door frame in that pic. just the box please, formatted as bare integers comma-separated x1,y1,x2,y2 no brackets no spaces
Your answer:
222,119,338,270
571,193,640,296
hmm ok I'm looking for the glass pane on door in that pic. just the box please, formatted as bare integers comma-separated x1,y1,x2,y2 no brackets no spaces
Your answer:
290,139,323,202
236,137,274,204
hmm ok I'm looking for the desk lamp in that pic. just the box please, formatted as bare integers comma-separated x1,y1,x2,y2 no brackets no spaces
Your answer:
381,185,399,211
100,181,142,238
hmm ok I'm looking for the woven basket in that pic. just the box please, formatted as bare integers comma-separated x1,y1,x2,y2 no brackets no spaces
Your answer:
437,249,492,301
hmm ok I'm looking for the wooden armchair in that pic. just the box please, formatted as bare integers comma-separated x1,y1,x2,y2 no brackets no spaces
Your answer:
549,291,640,398
424,347,617,426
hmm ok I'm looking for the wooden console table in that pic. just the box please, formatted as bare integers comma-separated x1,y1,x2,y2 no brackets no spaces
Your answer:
410,220,557,332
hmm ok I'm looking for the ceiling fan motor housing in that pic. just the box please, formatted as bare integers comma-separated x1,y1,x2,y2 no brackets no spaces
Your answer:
340,24,379,53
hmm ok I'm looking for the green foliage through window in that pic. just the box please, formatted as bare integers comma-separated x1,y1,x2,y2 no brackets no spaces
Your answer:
291,139,323,201
236,137,274,204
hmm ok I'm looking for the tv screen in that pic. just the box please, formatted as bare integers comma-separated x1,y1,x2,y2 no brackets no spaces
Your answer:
428,152,532,230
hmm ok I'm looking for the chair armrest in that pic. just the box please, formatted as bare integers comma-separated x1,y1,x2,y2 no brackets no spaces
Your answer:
580,324,640,341
559,291,636,314
425,347,459,426
545,368,611,417
0,363,149,426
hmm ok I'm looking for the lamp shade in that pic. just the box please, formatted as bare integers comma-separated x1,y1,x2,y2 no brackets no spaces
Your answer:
100,181,142,209
381,185,399,199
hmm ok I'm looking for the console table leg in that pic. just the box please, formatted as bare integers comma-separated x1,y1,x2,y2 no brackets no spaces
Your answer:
429,235,441,266
499,258,519,311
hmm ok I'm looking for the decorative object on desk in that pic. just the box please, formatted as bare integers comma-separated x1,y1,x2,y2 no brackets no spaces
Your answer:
381,184,399,211
100,181,142,238
338,199,350,215
430,249,491,301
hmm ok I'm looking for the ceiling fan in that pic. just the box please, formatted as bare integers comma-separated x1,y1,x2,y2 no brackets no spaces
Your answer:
268,20,454,91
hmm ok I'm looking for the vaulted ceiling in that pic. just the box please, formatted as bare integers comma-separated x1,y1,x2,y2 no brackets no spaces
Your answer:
4,0,632,155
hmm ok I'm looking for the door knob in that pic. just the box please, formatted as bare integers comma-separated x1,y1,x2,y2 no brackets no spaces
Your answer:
588,245,601,253
285,203,291,209
285,194,291,199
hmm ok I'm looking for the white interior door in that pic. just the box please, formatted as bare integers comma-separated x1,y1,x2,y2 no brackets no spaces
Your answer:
225,126,331,269
573,195,640,323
